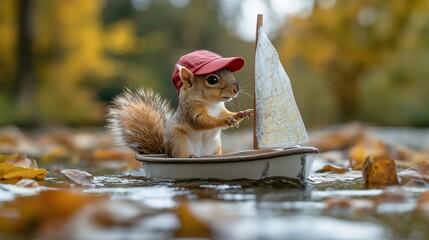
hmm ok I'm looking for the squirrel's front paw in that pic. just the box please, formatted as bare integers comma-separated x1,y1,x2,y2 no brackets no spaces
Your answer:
226,116,239,128
234,109,254,120
241,109,254,119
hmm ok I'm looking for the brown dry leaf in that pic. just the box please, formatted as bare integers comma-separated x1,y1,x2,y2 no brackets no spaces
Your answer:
397,161,429,187
0,162,47,180
175,202,212,238
349,138,389,170
316,164,348,173
362,156,399,187
61,169,100,187
0,190,105,234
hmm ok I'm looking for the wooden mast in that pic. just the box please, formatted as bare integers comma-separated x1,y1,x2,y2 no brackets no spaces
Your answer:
253,14,263,150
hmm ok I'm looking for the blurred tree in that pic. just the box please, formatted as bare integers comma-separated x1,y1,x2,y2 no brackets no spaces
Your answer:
0,0,17,124
0,0,254,126
280,0,429,122
101,0,254,107
15,0,35,124
32,0,116,125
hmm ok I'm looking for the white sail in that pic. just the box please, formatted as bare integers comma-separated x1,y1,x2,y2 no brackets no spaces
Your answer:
255,27,309,148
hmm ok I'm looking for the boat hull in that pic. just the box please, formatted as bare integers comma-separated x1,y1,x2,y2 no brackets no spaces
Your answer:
135,147,318,181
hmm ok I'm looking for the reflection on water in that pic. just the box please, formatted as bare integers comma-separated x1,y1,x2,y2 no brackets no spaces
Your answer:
2,163,429,239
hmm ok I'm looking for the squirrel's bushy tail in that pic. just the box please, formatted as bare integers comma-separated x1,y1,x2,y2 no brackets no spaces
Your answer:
106,88,173,154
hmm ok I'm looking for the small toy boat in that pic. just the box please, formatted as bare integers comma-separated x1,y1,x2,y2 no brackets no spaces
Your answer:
136,14,319,181
136,147,318,180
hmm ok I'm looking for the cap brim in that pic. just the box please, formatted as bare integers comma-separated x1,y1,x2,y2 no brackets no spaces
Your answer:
194,57,245,75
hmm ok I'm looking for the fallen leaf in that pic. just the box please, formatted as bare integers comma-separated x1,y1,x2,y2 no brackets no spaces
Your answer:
61,169,101,187
349,138,389,170
362,156,399,188
397,161,429,187
316,164,348,173
0,162,47,180
175,202,212,238
16,179,40,187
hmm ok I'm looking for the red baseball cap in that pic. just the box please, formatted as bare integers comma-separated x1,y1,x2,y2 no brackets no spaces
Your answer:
172,50,245,94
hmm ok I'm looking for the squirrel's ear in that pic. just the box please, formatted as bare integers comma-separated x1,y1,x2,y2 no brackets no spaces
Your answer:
177,64,195,88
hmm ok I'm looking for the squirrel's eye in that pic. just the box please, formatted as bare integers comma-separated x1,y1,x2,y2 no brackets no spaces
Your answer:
206,75,219,85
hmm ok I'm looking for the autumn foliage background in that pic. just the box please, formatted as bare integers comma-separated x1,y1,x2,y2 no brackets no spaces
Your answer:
0,0,428,127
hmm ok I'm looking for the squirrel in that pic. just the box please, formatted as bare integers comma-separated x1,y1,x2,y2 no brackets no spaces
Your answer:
106,50,253,158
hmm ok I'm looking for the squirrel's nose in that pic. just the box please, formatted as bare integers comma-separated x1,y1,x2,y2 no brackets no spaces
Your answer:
232,84,240,94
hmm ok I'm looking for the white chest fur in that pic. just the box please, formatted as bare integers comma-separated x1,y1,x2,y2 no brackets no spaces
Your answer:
207,102,223,116
187,103,224,156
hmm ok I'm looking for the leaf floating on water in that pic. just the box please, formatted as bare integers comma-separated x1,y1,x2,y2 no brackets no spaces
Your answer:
16,179,40,188
175,202,212,238
362,156,399,188
61,169,101,187
0,162,47,180
397,161,429,187
316,164,348,173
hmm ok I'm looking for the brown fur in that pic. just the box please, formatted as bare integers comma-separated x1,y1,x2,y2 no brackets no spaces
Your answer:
106,88,172,154
163,66,253,158
106,67,253,158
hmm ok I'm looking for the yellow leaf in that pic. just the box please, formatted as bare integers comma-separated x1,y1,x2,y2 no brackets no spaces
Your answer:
175,202,212,238
362,156,399,188
0,162,47,180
